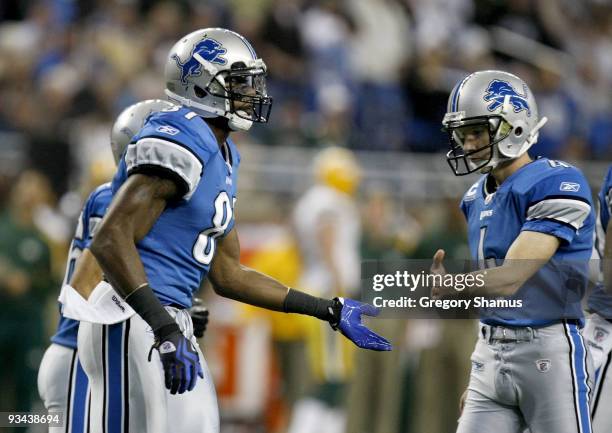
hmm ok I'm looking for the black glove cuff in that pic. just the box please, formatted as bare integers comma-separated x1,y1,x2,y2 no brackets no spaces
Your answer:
124,284,178,337
329,297,343,330
283,289,337,323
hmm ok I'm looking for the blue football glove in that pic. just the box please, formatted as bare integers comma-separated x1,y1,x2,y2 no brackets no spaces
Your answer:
148,325,204,394
330,297,393,351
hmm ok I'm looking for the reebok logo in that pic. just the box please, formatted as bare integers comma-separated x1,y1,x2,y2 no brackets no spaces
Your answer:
560,182,580,192
156,125,180,136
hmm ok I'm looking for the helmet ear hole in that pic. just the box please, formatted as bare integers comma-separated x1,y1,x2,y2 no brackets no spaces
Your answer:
194,86,207,98
514,126,523,136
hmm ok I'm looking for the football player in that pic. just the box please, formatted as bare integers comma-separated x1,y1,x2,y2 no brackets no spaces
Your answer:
583,164,612,433
38,99,211,433
289,147,362,433
73,28,390,433
433,70,595,433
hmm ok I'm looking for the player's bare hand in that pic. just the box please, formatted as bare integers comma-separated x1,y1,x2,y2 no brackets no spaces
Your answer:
430,249,449,299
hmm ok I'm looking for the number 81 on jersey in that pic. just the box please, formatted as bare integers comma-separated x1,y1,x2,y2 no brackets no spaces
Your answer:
193,191,233,265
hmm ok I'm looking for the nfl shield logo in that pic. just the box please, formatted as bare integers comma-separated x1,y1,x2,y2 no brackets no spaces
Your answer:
594,327,609,343
535,359,551,372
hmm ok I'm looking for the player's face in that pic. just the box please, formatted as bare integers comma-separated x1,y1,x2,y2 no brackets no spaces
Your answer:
231,84,256,115
228,73,262,117
454,124,491,161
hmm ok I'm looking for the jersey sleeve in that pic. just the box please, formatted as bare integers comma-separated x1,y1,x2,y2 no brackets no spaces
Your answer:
71,208,88,251
74,187,102,249
521,168,593,244
126,111,211,200
81,185,112,249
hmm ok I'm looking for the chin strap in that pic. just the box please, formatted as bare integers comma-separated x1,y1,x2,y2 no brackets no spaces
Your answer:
526,116,548,146
164,89,224,117
165,88,253,131
228,113,253,131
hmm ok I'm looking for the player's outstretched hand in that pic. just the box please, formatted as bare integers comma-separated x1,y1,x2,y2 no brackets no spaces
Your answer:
189,298,209,339
149,325,204,394
330,297,392,351
431,249,448,299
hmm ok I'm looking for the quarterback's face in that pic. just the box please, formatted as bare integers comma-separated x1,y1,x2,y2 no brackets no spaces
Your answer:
455,125,491,161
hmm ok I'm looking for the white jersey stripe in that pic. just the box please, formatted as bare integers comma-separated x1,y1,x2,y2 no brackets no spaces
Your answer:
126,138,203,200
527,198,591,230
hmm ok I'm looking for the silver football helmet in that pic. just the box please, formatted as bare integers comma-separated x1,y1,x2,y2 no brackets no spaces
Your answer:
164,28,272,132
442,70,548,176
110,99,175,165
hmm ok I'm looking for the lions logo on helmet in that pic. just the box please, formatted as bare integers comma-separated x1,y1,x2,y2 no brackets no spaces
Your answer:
172,37,228,85
484,80,531,116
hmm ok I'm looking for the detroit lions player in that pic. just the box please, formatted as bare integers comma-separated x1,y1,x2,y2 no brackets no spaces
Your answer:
79,28,390,433
584,164,612,433
37,99,176,433
432,70,595,433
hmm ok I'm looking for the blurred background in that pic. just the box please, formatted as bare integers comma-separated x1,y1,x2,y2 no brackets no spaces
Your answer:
0,0,610,432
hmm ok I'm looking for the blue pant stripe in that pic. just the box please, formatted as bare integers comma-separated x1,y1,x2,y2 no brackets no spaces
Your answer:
568,323,592,433
107,323,125,433
70,359,89,433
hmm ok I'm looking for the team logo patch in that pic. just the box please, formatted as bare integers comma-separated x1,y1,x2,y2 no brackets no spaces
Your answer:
484,193,495,205
471,360,485,372
172,37,227,85
560,182,580,192
594,326,609,343
535,359,551,372
160,341,177,354
483,80,531,116
156,125,180,135
480,210,493,220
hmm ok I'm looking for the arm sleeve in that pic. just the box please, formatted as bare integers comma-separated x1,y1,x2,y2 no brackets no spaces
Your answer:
521,169,593,244
126,114,206,200
81,186,112,249
73,190,96,250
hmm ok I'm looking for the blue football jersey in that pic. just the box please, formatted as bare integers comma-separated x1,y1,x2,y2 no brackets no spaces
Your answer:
110,106,240,308
460,158,595,327
588,165,612,317
51,183,112,348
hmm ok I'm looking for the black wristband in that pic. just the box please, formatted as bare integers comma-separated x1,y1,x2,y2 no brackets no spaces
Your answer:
124,284,179,337
283,288,338,322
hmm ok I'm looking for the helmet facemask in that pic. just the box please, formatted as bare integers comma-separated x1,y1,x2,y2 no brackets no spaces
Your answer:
204,62,273,126
443,114,513,176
